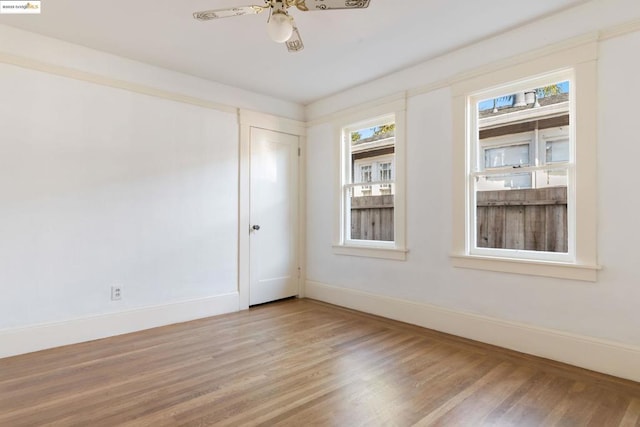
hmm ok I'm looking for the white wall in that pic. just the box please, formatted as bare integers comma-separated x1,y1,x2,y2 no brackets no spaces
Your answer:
0,25,304,355
305,0,640,378
0,63,237,327
0,25,304,122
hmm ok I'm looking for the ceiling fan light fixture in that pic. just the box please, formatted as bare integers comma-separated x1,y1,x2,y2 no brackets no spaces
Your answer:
193,0,372,52
267,11,293,43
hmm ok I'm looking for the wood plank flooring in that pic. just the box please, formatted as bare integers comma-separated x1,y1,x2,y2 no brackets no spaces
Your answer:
1,298,639,426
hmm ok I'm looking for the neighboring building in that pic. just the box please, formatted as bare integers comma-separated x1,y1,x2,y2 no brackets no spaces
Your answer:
478,91,569,191
351,132,395,197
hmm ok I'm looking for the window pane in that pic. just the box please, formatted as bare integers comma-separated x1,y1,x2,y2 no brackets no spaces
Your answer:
484,144,529,168
347,121,396,243
476,173,532,190
359,164,372,184
535,167,569,188
475,169,568,253
379,162,392,181
351,123,395,139
349,184,394,241
546,139,569,163
475,80,570,255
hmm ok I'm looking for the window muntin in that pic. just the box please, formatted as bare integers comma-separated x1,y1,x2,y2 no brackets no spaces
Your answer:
471,77,572,259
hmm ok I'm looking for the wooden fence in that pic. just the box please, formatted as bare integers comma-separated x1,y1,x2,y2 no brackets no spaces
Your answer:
476,187,567,252
351,195,394,241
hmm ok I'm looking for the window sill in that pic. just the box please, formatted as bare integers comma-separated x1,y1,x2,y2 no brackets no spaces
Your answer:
450,254,601,282
333,245,408,261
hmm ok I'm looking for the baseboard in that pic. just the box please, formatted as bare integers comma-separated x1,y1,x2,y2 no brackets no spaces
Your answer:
0,292,239,359
305,281,640,383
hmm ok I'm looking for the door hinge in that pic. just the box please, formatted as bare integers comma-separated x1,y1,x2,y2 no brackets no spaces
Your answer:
297,267,301,278
298,147,301,157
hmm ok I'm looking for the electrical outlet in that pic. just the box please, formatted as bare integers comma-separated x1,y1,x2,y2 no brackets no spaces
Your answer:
111,285,122,301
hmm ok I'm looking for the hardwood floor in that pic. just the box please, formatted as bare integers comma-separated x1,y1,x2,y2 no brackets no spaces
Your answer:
1,298,639,426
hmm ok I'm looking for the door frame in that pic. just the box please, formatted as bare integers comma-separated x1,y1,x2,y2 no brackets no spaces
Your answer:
238,110,306,310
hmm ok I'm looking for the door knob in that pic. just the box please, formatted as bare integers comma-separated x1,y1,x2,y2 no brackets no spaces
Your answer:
252,225,261,231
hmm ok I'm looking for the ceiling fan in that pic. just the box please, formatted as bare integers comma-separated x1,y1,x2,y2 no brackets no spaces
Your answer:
193,0,371,53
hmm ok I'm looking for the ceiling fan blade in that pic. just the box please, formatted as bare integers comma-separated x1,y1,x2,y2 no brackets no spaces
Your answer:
193,5,266,21
285,24,304,52
291,0,370,11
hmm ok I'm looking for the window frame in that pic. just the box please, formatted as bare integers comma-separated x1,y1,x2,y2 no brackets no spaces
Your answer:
332,99,407,261
450,43,600,281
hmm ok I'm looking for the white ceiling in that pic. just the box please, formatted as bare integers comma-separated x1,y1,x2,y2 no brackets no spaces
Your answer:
0,0,587,105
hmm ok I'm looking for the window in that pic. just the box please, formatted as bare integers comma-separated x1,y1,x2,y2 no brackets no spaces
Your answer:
333,100,407,260
347,121,395,242
358,164,372,193
545,137,569,164
379,161,393,193
484,144,530,169
451,44,599,280
474,78,571,256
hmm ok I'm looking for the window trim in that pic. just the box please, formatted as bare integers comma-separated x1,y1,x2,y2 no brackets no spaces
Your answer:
451,43,600,281
333,98,407,260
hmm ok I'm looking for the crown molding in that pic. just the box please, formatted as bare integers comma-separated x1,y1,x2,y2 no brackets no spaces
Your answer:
0,52,238,114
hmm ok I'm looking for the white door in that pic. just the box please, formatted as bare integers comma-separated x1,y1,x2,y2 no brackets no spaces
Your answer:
249,128,299,305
